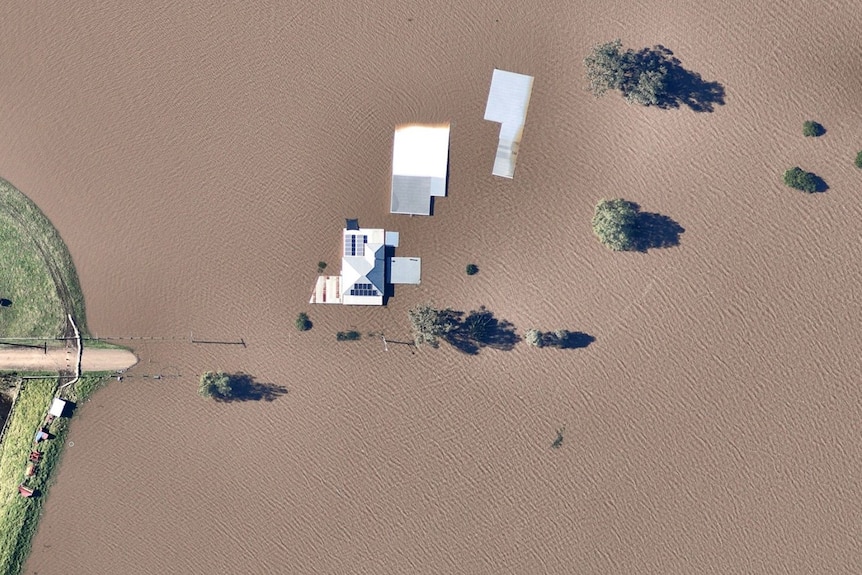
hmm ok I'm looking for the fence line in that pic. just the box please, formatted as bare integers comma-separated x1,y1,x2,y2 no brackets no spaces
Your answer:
0,381,21,448
59,314,82,390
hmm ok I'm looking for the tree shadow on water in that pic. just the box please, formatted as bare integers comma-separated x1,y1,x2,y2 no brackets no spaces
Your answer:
634,211,686,252
445,306,520,355
810,175,829,193
556,331,596,349
635,45,726,112
221,374,288,402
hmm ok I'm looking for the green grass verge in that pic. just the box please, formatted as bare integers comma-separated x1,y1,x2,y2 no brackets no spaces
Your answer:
0,374,107,575
78,339,126,350
0,178,88,338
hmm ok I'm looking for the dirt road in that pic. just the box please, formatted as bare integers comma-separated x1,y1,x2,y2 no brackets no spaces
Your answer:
0,347,137,372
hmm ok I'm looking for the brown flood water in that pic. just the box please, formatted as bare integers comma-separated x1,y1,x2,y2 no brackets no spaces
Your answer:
2,1,862,573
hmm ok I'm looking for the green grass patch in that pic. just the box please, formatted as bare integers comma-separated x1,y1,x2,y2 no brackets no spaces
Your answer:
79,338,126,350
66,374,113,403
0,178,88,338
0,374,108,575
0,377,59,575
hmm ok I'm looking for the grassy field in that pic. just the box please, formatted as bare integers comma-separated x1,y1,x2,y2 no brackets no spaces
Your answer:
0,176,109,574
0,178,88,338
0,374,108,575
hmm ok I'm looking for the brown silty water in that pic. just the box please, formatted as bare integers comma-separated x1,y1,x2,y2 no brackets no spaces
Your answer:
1,1,861,573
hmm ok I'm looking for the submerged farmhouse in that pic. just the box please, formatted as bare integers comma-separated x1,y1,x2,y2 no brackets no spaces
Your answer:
390,123,451,216
484,69,534,178
310,220,421,305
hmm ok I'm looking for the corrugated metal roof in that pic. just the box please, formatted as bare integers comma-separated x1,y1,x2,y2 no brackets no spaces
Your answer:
484,69,534,178
390,124,450,215
391,175,433,215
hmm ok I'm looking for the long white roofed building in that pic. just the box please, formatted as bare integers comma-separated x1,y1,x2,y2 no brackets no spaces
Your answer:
484,69,534,178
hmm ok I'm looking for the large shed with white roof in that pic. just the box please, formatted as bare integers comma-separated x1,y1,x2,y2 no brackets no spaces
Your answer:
390,124,451,215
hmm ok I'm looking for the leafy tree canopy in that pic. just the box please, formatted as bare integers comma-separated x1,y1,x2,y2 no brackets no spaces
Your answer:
408,304,456,348
783,167,820,193
592,198,638,251
584,39,669,106
199,371,233,400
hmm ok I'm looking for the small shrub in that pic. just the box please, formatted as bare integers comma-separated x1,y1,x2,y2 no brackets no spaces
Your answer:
552,428,564,449
855,151,862,169
295,312,312,331
466,264,479,276
802,120,825,137
525,329,544,348
783,167,819,193
317,261,327,273
336,330,361,341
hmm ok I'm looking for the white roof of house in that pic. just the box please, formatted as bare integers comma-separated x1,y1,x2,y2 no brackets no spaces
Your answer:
340,228,385,305
391,124,450,215
309,226,422,306
389,257,421,284
484,69,534,178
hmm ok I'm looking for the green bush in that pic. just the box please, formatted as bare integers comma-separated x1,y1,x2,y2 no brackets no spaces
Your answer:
317,261,327,273
802,121,825,137
336,330,361,341
465,264,479,276
592,198,638,251
855,151,862,169
295,312,312,331
783,167,819,193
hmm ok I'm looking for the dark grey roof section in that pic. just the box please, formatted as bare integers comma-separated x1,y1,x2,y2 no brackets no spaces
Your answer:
390,175,433,215
366,245,386,293
345,218,360,230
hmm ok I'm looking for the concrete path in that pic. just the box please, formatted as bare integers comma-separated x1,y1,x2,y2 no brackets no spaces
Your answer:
0,347,137,372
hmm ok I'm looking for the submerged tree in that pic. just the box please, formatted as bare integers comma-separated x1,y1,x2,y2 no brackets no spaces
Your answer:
295,312,312,331
802,121,825,137
525,329,544,348
584,39,630,97
592,199,638,251
584,39,668,106
783,167,820,193
408,304,455,348
199,371,233,400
